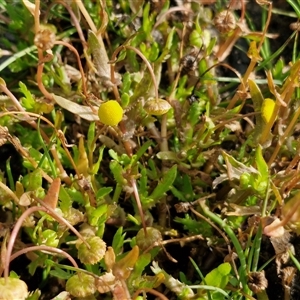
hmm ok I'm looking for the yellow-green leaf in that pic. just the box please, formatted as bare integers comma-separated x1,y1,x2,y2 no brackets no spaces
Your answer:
113,245,139,279
262,98,275,123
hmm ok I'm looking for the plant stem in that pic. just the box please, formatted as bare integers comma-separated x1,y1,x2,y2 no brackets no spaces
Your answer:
10,245,79,269
199,200,250,295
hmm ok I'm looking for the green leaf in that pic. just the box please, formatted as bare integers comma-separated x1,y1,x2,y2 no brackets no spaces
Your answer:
139,167,148,197
181,174,194,201
87,204,108,227
189,29,203,48
203,262,231,289
254,145,269,195
92,145,105,174
26,168,42,191
65,187,85,205
49,267,72,280
19,81,35,111
272,58,284,79
121,92,130,108
148,42,160,61
287,0,300,18
206,36,217,56
28,255,47,276
170,186,186,202
128,253,152,287
147,158,158,180
96,187,113,200
108,149,119,161
87,122,96,152
248,79,265,144
213,151,258,189
175,214,213,236
110,160,127,186
150,165,177,201
25,290,41,300
255,145,268,181
188,101,203,126
120,72,132,94
156,151,179,161
142,2,153,36
112,227,126,255
9,271,20,279
157,27,175,63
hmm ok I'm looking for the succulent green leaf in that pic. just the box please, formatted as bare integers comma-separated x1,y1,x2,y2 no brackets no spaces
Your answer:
112,227,126,255
255,145,269,183
59,185,72,212
132,140,153,164
128,253,152,287
150,165,177,201
50,267,72,280
87,122,96,152
109,160,127,186
88,204,108,227
248,79,265,144
92,145,105,174
139,167,148,197
19,81,35,111
157,27,175,63
96,187,113,201
203,262,231,289
39,229,59,247
213,151,258,189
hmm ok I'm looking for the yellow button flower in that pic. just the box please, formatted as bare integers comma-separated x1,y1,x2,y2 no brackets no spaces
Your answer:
98,100,123,126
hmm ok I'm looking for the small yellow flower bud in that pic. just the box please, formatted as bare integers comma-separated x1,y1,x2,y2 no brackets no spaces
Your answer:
98,100,123,126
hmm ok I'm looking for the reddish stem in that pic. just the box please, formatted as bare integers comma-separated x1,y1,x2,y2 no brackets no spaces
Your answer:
10,245,79,269
4,205,89,280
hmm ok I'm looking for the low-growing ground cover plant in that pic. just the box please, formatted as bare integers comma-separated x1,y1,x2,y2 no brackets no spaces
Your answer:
0,0,300,299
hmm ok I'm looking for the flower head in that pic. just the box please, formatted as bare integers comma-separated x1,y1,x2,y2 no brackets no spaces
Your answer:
98,100,123,126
